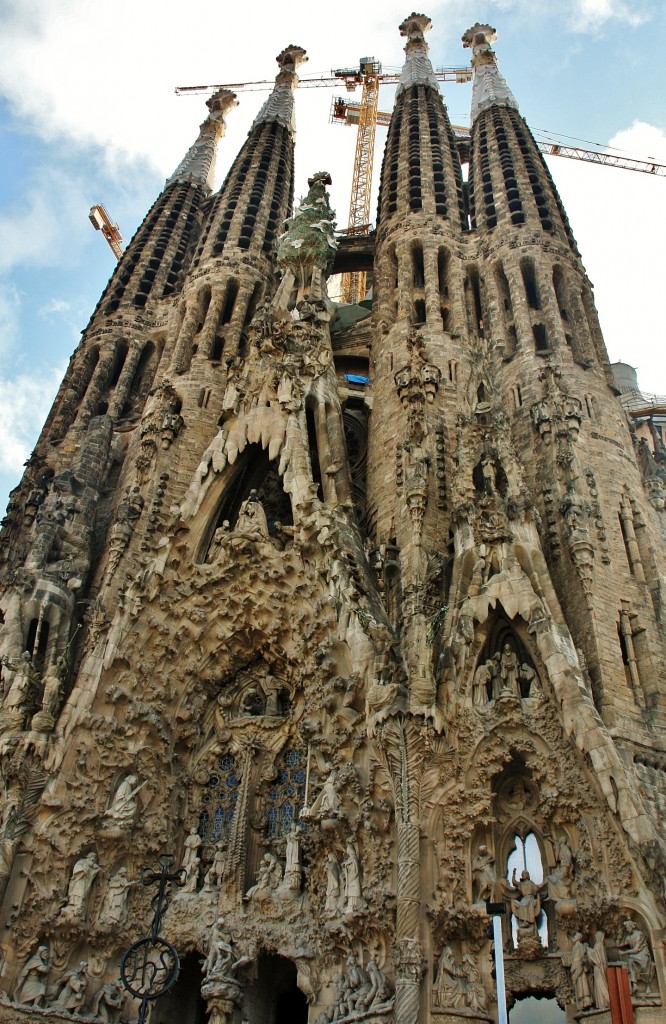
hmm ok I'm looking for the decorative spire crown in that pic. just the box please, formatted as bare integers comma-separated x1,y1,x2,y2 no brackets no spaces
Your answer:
166,88,238,191
396,12,439,96
277,171,338,280
462,24,518,121
252,44,308,134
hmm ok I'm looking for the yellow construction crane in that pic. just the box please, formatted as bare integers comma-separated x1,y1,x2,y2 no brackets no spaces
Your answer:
89,204,124,261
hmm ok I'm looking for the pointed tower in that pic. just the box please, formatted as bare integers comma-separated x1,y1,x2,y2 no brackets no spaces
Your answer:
0,16,665,1024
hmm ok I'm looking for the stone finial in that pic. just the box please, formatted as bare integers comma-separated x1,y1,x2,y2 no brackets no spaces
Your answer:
462,23,518,121
277,171,338,283
396,12,439,96
252,44,308,134
166,89,238,191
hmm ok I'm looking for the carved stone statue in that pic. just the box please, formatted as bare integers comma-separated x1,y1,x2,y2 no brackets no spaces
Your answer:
342,842,363,912
181,826,202,892
245,852,282,902
461,954,487,1012
235,490,269,538
281,826,301,891
204,916,235,979
434,945,466,1008
499,642,520,697
104,774,141,828
306,768,340,821
587,931,610,1010
91,979,126,1022
14,946,51,1007
508,868,542,942
53,960,88,1012
203,844,226,889
471,844,496,902
98,867,133,927
104,485,144,584
570,932,593,1011
472,661,493,706
618,919,655,996
61,852,99,920
324,852,342,914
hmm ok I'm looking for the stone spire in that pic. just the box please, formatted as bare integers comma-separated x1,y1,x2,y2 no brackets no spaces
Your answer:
462,23,518,122
166,88,238,191
396,13,439,96
252,44,308,134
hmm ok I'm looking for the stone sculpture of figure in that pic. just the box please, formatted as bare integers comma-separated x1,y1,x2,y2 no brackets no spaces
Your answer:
434,945,466,1008
480,455,497,496
364,959,390,1008
547,836,574,902
570,933,593,1011
307,768,340,821
472,844,496,902
519,663,538,697
205,916,235,979
345,956,371,1012
3,651,37,717
104,486,144,583
91,979,126,1023
472,662,493,707
282,827,301,890
181,826,202,892
204,844,226,889
53,960,88,1011
508,869,541,940
462,955,487,1012
98,867,133,927
260,670,281,716
324,852,341,914
14,946,51,1007
587,931,610,1010
104,774,141,828
208,522,231,563
61,852,99,919
245,852,282,902
619,919,655,995
235,490,268,538
342,843,363,912
499,643,520,697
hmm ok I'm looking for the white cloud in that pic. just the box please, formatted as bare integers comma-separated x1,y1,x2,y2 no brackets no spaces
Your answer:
38,298,72,318
0,366,64,476
0,285,21,361
570,0,649,31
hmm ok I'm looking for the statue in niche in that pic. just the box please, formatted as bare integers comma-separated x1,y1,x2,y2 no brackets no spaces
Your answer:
281,826,302,891
14,946,51,1007
305,768,340,822
504,778,533,812
520,662,539,697
203,916,246,982
480,454,498,497
472,661,493,707
499,642,520,697
53,960,88,1012
203,844,226,890
472,844,496,902
547,836,575,904
324,852,342,914
618,919,656,997
587,931,610,1010
61,851,99,920
570,933,593,1011
235,490,269,539
103,774,142,829
433,945,466,1008
181,826,202,892
245,852,282,902
208,521,231,563
507,868,542,942
342,842,364,913
104,485,144,585
91,979,126,1022
461,955,487,1012
98,868,134,927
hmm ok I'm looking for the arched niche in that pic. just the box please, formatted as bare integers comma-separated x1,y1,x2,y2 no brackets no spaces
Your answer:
470,612,541,704
151,951,207,1024
195,443,293,563
509,993,565,1022
242,954,308,1024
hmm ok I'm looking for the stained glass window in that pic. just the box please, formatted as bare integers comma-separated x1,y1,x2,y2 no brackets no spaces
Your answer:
264,748,307,838
198,754,240,844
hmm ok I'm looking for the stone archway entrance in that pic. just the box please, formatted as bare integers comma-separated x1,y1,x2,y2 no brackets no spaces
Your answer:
243,954,308,1024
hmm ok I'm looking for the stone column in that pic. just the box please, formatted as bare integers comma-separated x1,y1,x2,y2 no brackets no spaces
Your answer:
169,302,199,374
503,261,533,350
198,287,226,359
394,821,422,1024
108,340,144,419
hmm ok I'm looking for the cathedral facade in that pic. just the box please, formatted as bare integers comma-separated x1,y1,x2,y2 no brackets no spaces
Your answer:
0,14,665,1024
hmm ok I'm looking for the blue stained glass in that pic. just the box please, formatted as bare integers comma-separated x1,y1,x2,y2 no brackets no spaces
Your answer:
285,751,301,767
219,756,234,771
282,803,294,828
270,789,279,800
226,774,238,788
200,755,238,844
293,770,306,784
284,786,294,797
207,775,220,788
202,793,211,804
277,770,288,784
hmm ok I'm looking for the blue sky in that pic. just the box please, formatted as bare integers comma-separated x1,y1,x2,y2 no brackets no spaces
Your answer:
0,0,664,516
